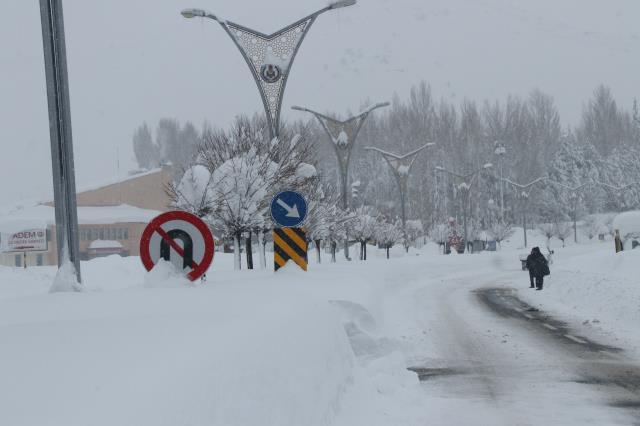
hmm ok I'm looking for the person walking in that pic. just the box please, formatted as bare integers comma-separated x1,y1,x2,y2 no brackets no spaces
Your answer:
526,246,550,290
527,248,536,288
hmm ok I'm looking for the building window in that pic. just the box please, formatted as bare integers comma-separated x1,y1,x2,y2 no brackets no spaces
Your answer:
123,229,129,240
91,229,99,240
36,254,44,266
15,254,21,267
117,228,124,240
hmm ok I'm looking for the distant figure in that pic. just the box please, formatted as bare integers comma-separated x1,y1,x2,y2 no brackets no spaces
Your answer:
527,248,535,288
526,247,550,291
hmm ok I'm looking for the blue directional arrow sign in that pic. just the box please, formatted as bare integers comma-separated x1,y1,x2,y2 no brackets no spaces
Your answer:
270,191,308,228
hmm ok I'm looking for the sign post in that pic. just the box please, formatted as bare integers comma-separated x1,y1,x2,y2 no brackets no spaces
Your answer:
39,0,82,282
140,211,214,281
270,191,308,271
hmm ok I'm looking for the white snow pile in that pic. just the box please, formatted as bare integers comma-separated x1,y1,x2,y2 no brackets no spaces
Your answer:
0,254,380,426
295,162,317,179
397,164,410,176
143,258,191,288
335,130,349,147
88,239,123,249
613,210,640,243
49,260,83,293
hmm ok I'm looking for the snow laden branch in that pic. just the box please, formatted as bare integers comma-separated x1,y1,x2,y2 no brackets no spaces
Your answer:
171,115,318,270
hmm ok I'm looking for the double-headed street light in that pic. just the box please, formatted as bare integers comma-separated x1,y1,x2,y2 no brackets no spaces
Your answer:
366,143,435,252
503,177,547,248
181,1,357,140
436,163,493,253
292,103,389,259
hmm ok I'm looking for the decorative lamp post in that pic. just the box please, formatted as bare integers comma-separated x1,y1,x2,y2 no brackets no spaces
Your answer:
436,163,493,253
366,143,435,251
292,102,389,259
494,141,506,222
181,1,357,140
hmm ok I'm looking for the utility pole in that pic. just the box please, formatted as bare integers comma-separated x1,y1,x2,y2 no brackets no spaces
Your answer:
366,144,435,252
292,103,389,259
39,0,81,283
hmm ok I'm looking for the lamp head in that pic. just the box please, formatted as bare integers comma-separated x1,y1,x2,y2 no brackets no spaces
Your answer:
181,8,205,19
483,163,493,169
329,0,357,9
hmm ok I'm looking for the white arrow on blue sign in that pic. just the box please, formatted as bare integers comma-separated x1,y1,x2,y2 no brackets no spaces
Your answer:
270,191,308,228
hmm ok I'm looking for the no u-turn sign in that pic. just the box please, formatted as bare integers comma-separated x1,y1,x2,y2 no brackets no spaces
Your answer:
140,211,214,281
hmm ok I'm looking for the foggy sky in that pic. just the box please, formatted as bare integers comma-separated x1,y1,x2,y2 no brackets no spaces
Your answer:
1,0,639,208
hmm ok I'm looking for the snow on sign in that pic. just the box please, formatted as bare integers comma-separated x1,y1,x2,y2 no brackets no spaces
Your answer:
270,191,308,228
139,211,214,281
1,228,48,252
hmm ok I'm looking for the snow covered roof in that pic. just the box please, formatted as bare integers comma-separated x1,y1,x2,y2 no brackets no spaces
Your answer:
0,204,161,232
76,168,163,194
89,240,123,249
613,211,640,240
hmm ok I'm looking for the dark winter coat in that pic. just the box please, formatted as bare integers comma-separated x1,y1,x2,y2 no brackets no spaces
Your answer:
526,249,549,278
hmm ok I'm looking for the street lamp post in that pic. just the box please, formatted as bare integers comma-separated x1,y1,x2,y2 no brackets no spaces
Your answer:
292,103,389,259
503,177,547,248
181,1,357,140
494,142,506,222
436,163,493,253
366,144,435,252
39,0,82,284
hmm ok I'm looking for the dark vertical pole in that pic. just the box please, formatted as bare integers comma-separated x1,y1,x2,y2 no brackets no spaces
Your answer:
341,163,350,260
39,0,81,282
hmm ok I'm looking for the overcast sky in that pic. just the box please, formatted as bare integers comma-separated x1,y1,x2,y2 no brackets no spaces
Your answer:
1,0,639,208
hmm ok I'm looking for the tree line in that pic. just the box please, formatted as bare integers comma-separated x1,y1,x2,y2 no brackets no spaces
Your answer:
131,82,640,265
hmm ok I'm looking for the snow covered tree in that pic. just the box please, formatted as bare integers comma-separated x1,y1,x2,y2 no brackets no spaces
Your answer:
376,220,403,259
351,206,379,261
429,223,448,254
538,223,555,246
405,219,424,250
170,165,212,218
554,221,572,248
181,115,317,270
489,221,514,249
305,181,342,264
132,123,160,170
583,215,600,240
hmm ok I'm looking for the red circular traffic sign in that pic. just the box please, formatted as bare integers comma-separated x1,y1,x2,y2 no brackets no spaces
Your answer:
140,211,214,281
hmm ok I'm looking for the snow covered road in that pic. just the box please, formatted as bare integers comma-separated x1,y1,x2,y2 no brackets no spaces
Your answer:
392,256,640,425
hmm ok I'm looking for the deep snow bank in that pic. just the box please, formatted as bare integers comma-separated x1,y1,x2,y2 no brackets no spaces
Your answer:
0,256,361,426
